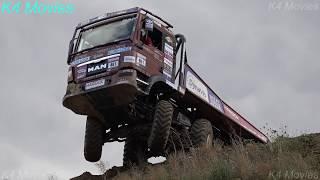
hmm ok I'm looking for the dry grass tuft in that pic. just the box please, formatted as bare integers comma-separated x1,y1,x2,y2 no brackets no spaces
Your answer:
112,133,320,180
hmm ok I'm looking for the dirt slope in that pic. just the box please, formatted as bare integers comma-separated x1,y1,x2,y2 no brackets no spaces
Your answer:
71,133,320,180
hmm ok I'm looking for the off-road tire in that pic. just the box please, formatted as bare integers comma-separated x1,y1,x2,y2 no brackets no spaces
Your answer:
148,100,174,154
190,119,213,148
84,116,105,162
123,136,147,167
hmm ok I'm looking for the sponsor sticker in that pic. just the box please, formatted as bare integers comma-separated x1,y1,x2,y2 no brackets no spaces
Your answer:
164,43,174,58
77,68,86,74
136,53,146,67
123,56,136,63
186,71,209,102
71,56,90,66
164,58,173,67
208,93,224,113
108,61,119,69
76,66,87,79
163,69,172,78
163,43,173,80
107,47,132,55
107,57,119,69
163,57,173,78
85,79,105,90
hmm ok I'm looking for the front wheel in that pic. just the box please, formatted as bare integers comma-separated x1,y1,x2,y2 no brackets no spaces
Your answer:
123,136,147,167
148,100,174,155
84,116,105,162
190,119,213,148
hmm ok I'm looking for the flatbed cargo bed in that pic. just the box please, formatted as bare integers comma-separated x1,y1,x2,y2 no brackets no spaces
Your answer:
182,64,268,143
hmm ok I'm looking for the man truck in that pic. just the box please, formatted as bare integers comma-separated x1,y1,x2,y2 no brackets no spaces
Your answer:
63,7,268,166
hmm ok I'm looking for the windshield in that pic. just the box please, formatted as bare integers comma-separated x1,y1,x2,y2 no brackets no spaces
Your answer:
77,17,136,52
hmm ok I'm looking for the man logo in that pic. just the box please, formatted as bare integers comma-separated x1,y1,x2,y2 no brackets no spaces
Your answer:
87,63,107,74
88,63,107,72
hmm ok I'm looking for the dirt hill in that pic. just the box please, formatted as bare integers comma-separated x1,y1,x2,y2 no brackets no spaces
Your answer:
71,133,320,180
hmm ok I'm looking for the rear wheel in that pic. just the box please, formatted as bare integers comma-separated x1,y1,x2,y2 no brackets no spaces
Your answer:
190,119,213,148
148,100,174,155
123,136,147,167
84,116,105,162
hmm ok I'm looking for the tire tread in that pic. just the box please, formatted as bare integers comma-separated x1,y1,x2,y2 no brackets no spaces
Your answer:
148,100,174,154
84,116,104,162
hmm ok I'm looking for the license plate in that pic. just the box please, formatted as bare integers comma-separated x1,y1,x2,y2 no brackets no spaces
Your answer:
85,79,105,90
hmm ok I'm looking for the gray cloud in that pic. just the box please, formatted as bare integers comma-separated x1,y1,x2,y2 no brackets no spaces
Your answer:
0,0,319,178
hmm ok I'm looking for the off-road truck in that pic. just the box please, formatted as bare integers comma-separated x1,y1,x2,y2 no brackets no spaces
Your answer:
63,7,268,166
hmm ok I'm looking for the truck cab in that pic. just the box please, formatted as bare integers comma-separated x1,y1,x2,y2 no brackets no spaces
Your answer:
63,7,176,118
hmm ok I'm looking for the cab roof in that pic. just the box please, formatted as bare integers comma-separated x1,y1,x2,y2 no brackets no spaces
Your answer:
77,7,173,30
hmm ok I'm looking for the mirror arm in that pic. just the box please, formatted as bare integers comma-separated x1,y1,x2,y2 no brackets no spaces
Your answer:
178,42,185,86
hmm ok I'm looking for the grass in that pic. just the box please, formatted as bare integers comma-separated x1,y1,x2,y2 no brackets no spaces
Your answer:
112,133,320,180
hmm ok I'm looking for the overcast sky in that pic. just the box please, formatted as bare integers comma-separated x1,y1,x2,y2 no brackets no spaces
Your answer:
0,0,319,179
